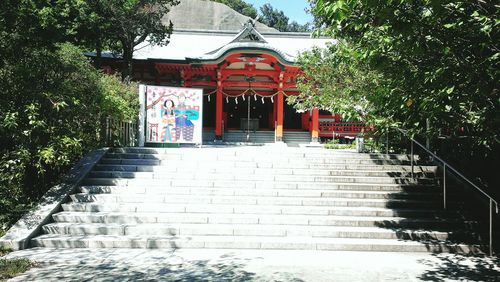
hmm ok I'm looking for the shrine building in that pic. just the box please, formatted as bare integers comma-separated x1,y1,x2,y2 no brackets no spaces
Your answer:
95,18,367,143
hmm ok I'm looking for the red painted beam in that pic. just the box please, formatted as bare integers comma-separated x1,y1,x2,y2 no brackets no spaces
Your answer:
221,69,280,81
188,81,217,87
222,81,279,89
222,90,279,96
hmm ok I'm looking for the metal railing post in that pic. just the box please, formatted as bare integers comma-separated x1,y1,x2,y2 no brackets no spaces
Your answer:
410,141,414,179
489,199,493,256
386,126,389,154
394,126,499,256
443,164,447,210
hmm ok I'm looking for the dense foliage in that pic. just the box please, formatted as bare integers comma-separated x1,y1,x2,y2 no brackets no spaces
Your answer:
33,0,179,80
259,3,311,32
300,0,499,187
212,0,258,19
290,42,386,122
0,1,139,233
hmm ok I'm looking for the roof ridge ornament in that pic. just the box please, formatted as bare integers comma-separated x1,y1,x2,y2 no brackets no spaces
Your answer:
234,19,267,43
243,17,258,29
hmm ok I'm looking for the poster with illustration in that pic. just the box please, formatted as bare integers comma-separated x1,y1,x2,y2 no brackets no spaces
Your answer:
145,86,203,144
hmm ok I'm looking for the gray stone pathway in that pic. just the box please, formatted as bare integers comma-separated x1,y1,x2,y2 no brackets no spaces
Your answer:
4,248,500,281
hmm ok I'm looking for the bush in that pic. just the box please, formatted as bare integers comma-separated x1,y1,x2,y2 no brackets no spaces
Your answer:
324,139,356,150
0,258,34,280
0,43,138,234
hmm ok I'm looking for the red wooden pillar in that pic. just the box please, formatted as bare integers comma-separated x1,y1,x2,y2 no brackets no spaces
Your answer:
276,72,285,142
311,107,319,142
272,98,276,129
276,92,284,142
215,71,223,140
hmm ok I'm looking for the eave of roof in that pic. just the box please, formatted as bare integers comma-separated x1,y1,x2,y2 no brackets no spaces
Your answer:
86,25,334,64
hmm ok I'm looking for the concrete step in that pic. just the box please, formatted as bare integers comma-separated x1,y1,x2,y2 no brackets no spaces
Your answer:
78,186,440,200
81,179,437,192
99,158,432,169
223,139,275,143
103,151,419,160
42,223,468,241
86,171,437,185
30,234,482,253
61,203,454,218
223,132,275,143
109,148,422,161
69,193,443,209
51,212,470,229
94,159,436,173
28,146,480,253
102,153,424,165
92,165,437,177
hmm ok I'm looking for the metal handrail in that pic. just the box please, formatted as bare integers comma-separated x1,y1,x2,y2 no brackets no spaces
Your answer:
394,127,498,256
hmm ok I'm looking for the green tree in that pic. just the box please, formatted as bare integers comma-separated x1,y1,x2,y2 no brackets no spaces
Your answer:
288,21,311,32
212,0,258,19
259,3,291,31
0,43,138,231
48,0,179,81
259,3,312,32
311,0,498,142
307,0,499,184
290,42,386,122
103,0,179,81
0,0,139,232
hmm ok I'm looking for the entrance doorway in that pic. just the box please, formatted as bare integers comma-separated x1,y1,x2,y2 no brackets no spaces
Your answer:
202,94,215,128
224,95,274,130
283,97,303,130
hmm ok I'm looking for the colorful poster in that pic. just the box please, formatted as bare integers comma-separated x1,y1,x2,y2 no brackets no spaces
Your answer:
145,86,203,144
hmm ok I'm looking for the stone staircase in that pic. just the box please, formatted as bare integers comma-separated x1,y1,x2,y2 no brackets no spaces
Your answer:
222,130,275,143
31,147,483,252
202,130,215,143
284,131,312,145
203,130,312,145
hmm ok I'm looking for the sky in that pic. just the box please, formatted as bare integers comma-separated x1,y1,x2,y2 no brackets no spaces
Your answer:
244,0,313,25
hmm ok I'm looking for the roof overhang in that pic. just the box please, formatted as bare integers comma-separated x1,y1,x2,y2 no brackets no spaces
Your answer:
187,44,296,65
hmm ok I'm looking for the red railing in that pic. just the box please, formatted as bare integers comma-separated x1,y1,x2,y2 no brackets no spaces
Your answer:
319,119,369,138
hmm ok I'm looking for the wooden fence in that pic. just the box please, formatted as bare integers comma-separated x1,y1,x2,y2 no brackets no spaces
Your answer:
102,118,139,147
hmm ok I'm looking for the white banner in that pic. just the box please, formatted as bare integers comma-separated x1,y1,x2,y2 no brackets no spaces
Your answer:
144,85,203,144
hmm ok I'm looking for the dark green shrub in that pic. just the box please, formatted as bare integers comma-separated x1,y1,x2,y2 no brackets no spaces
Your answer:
0,44,137,234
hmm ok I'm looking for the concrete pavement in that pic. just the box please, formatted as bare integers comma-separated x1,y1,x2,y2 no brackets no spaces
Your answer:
4,248,500,281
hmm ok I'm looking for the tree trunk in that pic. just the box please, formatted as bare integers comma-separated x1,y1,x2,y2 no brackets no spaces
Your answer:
122,42,134,83
95,39,102,69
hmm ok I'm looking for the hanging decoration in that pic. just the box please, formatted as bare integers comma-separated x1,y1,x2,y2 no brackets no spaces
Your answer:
217,89,292,108
202,89,216,103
